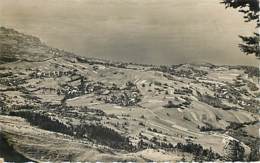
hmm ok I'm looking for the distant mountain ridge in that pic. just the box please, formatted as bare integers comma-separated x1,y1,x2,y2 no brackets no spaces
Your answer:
0,26,62,63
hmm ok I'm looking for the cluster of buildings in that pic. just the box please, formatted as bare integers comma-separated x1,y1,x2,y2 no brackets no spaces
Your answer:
29,70,75,79
47,48,62,56
104,91,141,106
57,77,142,107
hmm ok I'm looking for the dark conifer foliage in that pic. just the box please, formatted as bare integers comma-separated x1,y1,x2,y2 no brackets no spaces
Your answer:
221,0,259,57
239,33,260,56
222,0,259,25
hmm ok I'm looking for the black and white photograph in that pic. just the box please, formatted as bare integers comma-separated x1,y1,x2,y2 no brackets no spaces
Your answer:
0,0,259,162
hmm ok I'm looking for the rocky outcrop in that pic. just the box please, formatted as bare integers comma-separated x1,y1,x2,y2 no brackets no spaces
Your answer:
223,137,245,161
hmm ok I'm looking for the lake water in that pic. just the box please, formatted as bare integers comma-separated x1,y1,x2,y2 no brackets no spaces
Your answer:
0,0,257,66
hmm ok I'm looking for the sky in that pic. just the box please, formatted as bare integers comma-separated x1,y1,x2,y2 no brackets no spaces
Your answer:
0,0,257,65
